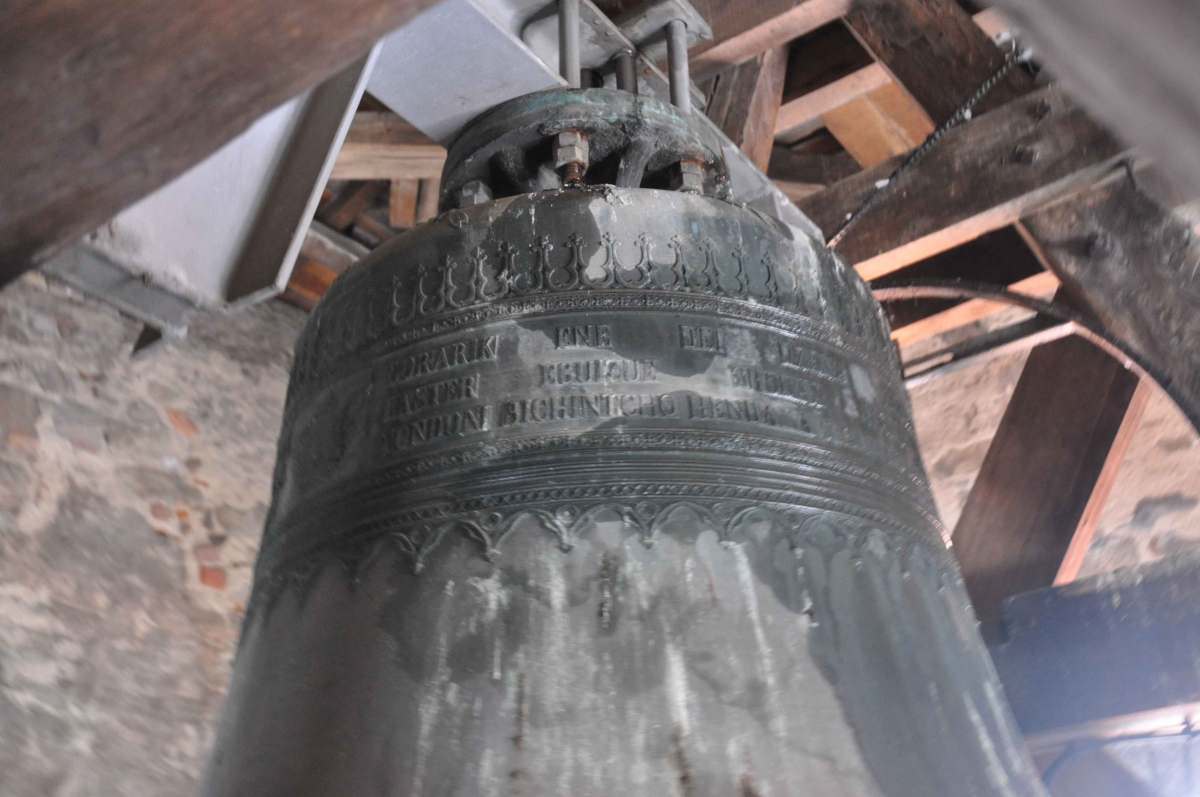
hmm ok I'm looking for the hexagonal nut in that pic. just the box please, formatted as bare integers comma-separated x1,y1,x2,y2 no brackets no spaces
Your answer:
554,130,590,169
457,179,493,207
669,160,704,194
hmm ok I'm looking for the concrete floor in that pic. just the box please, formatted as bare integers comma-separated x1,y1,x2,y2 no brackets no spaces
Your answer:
0,272,1196,795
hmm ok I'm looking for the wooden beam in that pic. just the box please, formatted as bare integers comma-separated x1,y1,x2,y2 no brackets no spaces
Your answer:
390,178,420,228
780,20,874,102
301,220,370,275
688,0,850,81
773,10,1016,143
990,0,1200,197
890,270,1059,347
319,181,383,232
0,0,440,284
775,63,891,142
282,257,339,311
706,46,790,171
796,86,1128,279
842,0,1033,125
1021,175,1200,433
874,225,1048,329
331,112,447,180
821,80,932,167
951,333,1145,643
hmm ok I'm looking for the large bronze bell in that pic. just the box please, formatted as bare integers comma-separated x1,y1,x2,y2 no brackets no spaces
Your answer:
200,88,1046,796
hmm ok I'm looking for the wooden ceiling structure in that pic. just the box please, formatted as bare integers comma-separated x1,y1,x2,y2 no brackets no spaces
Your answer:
4,0,1200,764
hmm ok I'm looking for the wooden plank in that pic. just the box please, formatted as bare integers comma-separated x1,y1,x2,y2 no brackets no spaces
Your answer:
951,333,1144,643
331,110,447,179
390,178,420,228
890,270,1059,347
773,10,1014,142
301,220,370,275
706,46,789,172
780,20,874,103
874,225,1047,330
688,0,850,81
1021,175,1200,433
342,111,437,146
990,0,1200,197
0,0,440,284
282,257,340,310
332,145,445,179
822,80,932,167
796,86,1128,279
319,181,383,232
774,63,891,142
842,0,1033,125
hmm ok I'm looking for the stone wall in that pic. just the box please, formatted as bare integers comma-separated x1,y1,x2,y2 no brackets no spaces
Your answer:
908,349,1200,576
0,272,1196,795
0,274,304,796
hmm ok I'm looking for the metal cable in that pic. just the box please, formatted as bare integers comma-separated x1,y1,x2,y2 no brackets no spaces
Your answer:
828,46,1025,250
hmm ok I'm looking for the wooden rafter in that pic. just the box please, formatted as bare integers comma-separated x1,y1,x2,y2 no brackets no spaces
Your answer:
331,112,447,180
773,10,1013,145
796,86,1127,280
951,332,1146,641
689,0,849,81
1021,176,1200,432
706,46,790,172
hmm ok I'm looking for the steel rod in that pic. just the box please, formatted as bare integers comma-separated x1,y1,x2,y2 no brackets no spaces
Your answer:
559,0,581,88
666,19,690,114
615,51,637,94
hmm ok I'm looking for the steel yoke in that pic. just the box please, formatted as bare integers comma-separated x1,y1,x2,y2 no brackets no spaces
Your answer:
200,88,1048,797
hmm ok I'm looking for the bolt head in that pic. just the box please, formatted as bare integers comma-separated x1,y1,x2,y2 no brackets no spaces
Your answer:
457,179,493,207
554,130,590,169
669,159,705,194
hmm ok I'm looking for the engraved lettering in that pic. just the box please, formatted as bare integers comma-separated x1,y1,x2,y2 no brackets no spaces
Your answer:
556,324,613,349
386,374,480,419
729,366,827,408
776,340,841,380
686,394,820,435
390,335,500,384
499,393,679,426
679,324,725,353
394,405,491,449
538,359,657,386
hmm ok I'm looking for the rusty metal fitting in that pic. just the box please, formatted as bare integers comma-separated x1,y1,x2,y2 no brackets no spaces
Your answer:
670,159,704,194
555,130,589,185
457,179,493,207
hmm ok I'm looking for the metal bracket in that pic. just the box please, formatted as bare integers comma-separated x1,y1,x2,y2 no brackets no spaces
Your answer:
41,245,197,339
82,45,380,312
